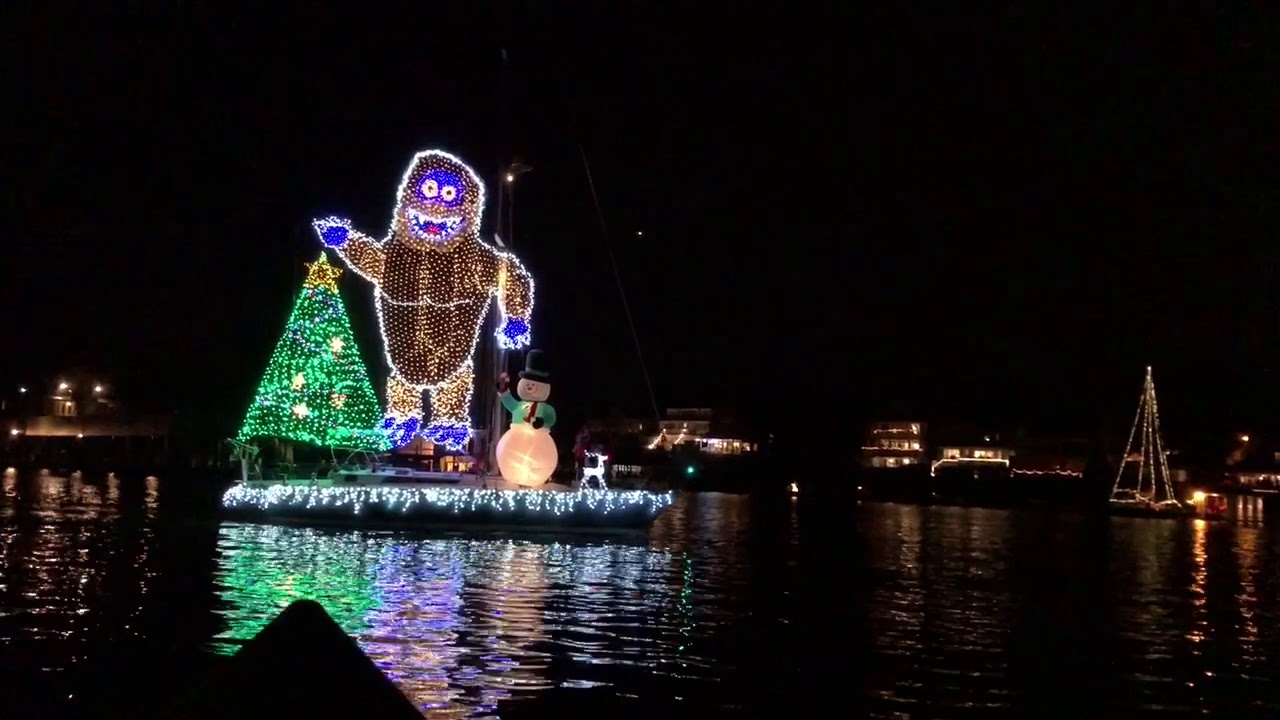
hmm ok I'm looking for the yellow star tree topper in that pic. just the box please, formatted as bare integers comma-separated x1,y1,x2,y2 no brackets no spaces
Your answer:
304,253,344,293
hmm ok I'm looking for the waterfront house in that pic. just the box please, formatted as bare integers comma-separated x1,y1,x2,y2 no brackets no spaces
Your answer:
577,407,770,489
929,429,1013,478
0,375,176,473
1,376,170,440
1223,444,1280,493
1009,435,1089,478
641,408,762,455
861,421,925,468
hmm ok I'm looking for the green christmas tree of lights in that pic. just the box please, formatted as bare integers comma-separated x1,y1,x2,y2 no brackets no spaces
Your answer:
237,253,389,450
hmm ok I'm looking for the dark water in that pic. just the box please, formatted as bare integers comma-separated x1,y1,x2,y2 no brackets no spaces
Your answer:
5,473,1280,717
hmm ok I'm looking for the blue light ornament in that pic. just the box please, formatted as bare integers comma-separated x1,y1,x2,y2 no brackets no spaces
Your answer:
315,217,351,248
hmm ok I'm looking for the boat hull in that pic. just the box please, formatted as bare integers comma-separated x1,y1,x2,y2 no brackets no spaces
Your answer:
1108,502,1193,520
220,484,675,534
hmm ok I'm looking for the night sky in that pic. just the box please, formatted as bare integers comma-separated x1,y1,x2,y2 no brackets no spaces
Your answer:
2,5,1277,449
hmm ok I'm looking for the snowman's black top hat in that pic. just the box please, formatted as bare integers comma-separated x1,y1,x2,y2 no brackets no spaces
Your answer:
519,349,551,382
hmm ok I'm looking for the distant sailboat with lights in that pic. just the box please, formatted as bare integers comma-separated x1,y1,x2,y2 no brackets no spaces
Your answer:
1108,366,1191,518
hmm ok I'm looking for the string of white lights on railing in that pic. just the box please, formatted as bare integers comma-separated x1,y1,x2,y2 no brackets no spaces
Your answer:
646,426,689,451
221,484,674,518
1010,468,1084,478
929,456,1011,477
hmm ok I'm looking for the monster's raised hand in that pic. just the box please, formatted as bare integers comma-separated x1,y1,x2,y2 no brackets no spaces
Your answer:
313,217,352,248
497,317,532,350
313,217,385,283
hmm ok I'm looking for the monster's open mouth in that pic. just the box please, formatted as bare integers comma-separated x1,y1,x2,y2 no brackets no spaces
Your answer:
407,209,464,240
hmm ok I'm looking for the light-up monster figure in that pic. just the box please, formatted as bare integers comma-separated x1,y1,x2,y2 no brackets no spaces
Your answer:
313,150,534,450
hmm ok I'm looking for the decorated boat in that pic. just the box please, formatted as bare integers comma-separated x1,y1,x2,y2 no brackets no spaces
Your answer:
223,442,672,533
221,150,674,532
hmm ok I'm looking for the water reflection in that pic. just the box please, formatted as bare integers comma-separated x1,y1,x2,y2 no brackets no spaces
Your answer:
213,525,686,717
214,526,382,642
1235,528,1259,651
143,476,159,517
0,472,161,680
11,476,1280,718
1188,519,1208,646
851,503,1280,718
366,543,470,717
864,507,1013,714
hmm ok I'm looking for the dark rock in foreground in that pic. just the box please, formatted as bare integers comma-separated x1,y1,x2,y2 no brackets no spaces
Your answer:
168,599,420,720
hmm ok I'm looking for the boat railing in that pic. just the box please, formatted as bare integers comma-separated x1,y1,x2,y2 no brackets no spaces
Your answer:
332,447,381,467
247,461,354,482
227,440,393,483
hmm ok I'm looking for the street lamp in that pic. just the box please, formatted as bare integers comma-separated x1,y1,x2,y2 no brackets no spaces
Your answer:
506,162,532,184
502,162,532,244
93,385,103,394
57,382,69,392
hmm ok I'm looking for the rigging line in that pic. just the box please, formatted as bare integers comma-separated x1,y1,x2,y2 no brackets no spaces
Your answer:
1150,374,1175,503
1111,369,1147,497
1152,381,1162,499
578,143,662,426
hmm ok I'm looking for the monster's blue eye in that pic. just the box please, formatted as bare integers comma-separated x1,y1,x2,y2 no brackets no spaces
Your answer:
421,169,463,204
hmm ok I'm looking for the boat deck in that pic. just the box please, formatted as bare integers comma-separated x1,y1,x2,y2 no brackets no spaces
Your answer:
239,473,536,492
222,476,675,533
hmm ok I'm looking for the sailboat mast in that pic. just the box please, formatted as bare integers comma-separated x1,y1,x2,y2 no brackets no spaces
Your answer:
484,48,513,472
483,48,533,472
485,178,521,471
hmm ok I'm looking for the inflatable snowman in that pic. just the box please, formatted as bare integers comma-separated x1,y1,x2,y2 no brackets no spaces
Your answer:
495,350,559,486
